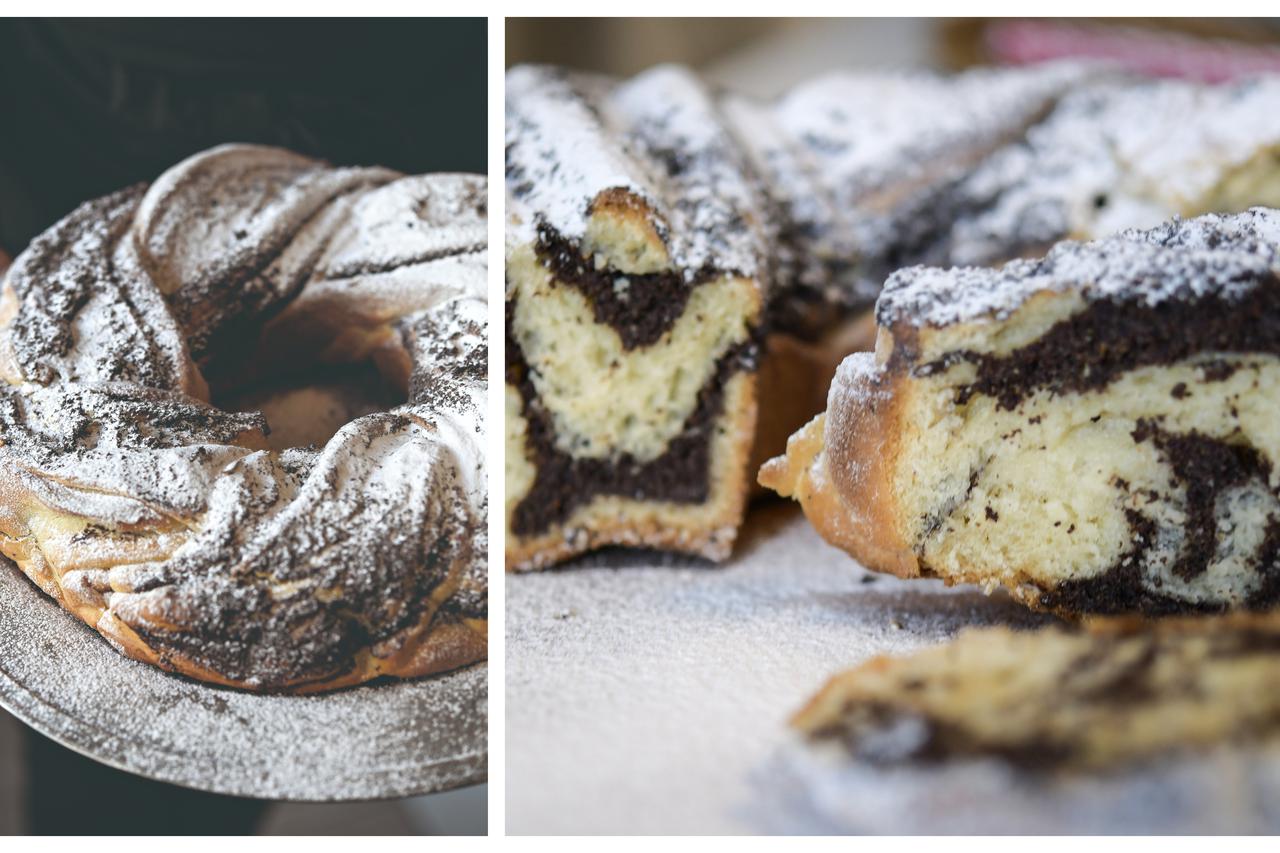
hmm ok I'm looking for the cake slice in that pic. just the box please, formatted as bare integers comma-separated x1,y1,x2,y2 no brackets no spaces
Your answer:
796,612,1280,770
505,64,773,570
761,209,1280,615
785,613,1280,832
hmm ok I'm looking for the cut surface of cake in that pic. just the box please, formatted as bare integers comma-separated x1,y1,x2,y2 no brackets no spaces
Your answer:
505,64,773,570
762,209,1280,615
504,62,1089,570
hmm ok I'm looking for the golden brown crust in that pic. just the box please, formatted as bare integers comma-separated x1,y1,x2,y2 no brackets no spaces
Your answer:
583,188,673,274
590,187,658,222
759,359,920,579
588,189,664,244
748,312,879,495
506,506,738,570
1,485,487,693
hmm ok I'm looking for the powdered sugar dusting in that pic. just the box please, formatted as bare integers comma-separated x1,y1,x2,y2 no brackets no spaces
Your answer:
949,76,1280,265
0,145,488,691
506,60,1088,317
509,62,1280,323
4,187,195,390
877,208,1280,330
751,62,1088,303
505,66,652,248
318,172,487,281
506,504,1053,833
769,64,1083,202
0,382,264,524
506,64,771,281
133,144,401,361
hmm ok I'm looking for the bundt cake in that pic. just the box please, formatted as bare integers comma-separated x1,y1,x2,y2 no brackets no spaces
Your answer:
0,144,488,692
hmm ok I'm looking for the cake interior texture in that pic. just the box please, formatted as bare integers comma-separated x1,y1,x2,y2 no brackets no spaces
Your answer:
505,231,761,568
507,59,1280,572
893,305,1280,613
765,211,1280,614
504,64,770,569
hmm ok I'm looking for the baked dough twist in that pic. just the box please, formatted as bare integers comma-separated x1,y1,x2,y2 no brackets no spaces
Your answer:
0,144,487,692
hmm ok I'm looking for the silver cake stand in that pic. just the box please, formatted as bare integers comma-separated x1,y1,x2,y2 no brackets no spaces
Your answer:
0,557,486,801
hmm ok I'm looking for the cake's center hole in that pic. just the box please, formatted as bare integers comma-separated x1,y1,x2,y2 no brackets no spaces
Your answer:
217,361,406,451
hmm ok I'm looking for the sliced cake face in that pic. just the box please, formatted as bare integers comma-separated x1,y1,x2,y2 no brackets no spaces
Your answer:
948,77,1280,266
763,210,1280,615
794,614,1280,771
505,65,771,570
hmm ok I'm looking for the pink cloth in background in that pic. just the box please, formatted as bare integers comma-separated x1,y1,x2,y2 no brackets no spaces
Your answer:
987,19,1280,83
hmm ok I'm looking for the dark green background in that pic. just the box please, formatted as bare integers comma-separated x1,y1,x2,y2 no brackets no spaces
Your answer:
0,18,486,254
